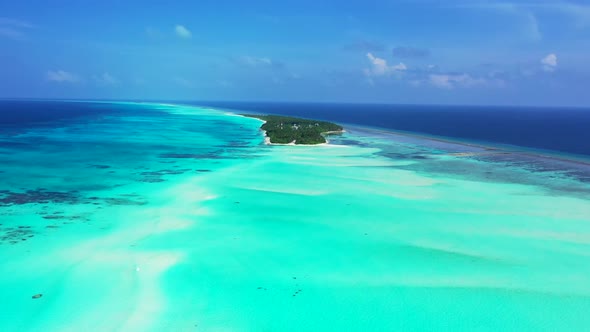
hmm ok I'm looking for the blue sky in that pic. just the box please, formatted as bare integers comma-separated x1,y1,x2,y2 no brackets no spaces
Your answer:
1,0,590,106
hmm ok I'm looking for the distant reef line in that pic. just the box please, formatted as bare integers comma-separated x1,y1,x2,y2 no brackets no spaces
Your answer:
241,114,344,145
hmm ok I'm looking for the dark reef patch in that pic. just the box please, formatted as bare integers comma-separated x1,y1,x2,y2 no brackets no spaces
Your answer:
140,169,190,176
0,189,82,206
228,141,251,147
88,164,111,169
337,139,368,147
137,168,191,183
380,152,413,160
159,152,226,159
139,178,166,183
120,193,141,197
0,226,35,245
102,197,147,206
42,215,85,221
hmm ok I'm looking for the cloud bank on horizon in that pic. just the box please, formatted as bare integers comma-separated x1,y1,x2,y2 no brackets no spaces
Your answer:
0,0,589,107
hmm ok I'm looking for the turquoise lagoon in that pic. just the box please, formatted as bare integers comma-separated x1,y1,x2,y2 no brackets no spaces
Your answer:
1,101,590,331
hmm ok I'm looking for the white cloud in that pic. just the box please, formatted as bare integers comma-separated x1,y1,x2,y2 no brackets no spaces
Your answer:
0,17,33,28
429,75,455,89
94,72,119,86
429,74,486,89
409,80,423,87
239,56,274,67
46,70,80,83
365,53,407,77
455,1,590,37
551,3,590,28
541,53,558,72
523,11,542,42
175,25,192,38
392,63,408,71
0,27,23,39
506,2,590,29
0,17,34,40
453,3,542,41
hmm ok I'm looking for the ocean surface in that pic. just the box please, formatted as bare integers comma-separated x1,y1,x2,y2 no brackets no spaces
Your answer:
1,100,590,331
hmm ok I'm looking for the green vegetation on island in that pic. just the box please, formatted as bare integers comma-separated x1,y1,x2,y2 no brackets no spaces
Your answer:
243,114,344,145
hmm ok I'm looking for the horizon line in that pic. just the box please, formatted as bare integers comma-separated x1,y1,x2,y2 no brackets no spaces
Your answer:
1,97,589,110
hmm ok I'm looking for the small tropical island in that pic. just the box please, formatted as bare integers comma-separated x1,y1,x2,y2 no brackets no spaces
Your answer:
243,114,344,145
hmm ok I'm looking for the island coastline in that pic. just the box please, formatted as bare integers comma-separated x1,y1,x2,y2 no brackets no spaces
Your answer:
241,114,344,145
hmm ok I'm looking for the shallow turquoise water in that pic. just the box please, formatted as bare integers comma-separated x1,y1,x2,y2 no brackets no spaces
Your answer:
1,102,590,331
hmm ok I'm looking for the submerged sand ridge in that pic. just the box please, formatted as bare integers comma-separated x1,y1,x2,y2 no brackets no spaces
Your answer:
1,101,590,331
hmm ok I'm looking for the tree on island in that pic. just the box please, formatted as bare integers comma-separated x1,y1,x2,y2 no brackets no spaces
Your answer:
242,115,343,145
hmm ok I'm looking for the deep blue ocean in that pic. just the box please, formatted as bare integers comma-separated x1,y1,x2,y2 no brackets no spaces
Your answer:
1,100,590,158
0,100,165,135
195,102,590,158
